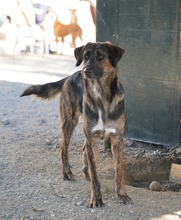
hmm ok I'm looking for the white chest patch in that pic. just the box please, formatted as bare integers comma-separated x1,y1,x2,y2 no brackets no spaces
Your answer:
105,128,117,134
92,109,104,132
92,109,117,134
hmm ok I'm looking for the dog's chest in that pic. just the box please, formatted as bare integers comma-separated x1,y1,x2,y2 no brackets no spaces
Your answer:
91,109,116,135
92,84,102,100
84,80,124,136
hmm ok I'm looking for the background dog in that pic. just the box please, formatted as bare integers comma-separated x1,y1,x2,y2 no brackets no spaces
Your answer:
54,18,83,54
21,42,131,207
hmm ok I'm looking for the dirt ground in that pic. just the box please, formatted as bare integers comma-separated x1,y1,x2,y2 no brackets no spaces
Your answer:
0,54,181,220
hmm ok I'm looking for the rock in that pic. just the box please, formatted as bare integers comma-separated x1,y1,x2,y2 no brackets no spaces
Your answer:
2,118,10,125
149,181,162,191
75,201,83,206
46,139,52,146
175,147,181,154
55,143,60,148
40,119,46,124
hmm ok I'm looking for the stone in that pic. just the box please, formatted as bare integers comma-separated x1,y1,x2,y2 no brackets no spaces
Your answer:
2,118,10,125
149,181,162,191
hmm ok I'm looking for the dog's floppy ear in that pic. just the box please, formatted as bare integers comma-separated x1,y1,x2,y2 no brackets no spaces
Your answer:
106,42,125,67
74,45,85,66
74,42,92,66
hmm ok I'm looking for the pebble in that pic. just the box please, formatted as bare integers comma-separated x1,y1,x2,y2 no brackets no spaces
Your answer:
55,143,60,148
46,139,52,146
40,119,46,124
2,118,10,125
149,181,162,191
75,201,83,206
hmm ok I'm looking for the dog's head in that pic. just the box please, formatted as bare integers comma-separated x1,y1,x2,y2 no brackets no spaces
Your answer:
74,42,124,80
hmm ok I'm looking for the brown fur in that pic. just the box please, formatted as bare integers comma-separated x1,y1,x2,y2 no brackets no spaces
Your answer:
21,42,131,207
54,18,83,54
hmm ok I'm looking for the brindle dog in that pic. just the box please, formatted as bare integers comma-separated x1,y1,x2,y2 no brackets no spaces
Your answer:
21,42,131,207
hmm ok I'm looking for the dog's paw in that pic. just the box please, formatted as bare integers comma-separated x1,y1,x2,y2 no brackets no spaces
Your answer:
63,172,75,181
116,187,132,205
87,197,104,208
117,194,132,205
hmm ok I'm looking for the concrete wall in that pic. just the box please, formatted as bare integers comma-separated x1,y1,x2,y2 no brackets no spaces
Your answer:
97,0,181,146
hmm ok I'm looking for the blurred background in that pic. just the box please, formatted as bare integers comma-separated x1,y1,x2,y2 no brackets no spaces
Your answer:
0,0,96,56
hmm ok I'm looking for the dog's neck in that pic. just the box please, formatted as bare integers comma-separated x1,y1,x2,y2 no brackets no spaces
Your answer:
83,69,119,104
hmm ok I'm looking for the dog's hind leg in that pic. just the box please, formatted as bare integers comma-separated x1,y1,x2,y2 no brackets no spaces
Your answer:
60,37,64,54
78,34,83,44
82,140,90,180
60,116,78,180
59,91,79,181
71,34,76,48
60,132,75,180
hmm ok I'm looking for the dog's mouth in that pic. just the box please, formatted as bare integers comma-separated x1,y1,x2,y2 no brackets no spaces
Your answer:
83,68,103,80
83,74,97,80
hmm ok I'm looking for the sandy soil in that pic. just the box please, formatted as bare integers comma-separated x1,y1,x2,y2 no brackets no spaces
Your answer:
0,54,181,220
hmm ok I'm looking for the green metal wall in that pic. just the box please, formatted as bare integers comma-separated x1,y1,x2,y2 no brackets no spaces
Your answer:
97,0,181,146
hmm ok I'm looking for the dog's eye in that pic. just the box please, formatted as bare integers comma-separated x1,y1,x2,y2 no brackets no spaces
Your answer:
84,51,91,60
97,53,104,61
84,54,89,59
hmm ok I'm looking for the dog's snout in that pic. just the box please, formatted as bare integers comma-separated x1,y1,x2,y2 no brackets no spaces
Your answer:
84,68,92,75
84,68,94,79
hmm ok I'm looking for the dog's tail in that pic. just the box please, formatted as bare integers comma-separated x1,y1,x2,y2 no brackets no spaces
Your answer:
20,77,68,100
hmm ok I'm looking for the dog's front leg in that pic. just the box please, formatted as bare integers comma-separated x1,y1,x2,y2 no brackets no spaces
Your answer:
86,140,104,208
112,138,131,204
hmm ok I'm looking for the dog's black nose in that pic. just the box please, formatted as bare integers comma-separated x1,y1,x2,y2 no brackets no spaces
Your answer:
84,68,93,78
84,68,92,75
